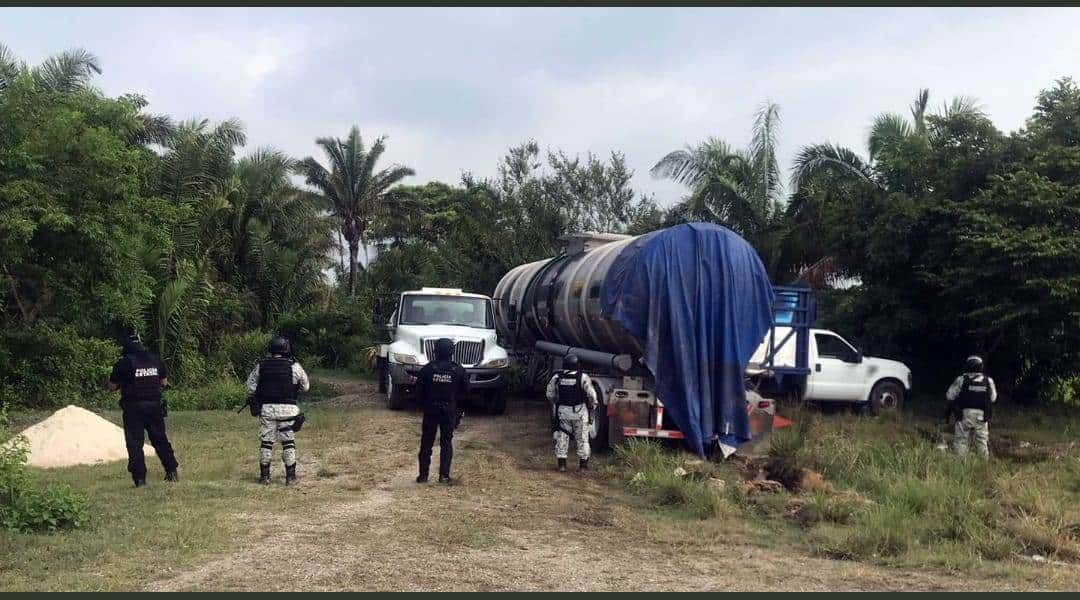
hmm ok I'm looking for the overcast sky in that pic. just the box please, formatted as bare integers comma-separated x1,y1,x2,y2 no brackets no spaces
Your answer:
4,6,1080,205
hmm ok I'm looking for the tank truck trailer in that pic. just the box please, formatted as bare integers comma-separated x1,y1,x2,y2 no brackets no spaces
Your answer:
494,230,911,452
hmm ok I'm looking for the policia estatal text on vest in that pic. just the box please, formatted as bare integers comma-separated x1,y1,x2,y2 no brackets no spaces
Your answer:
107,335,179,487
245,337,310,485
415,338,468,484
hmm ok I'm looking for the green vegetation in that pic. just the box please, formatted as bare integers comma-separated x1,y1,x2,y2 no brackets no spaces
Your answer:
615,439,730,520
0,437,89,533
615,414,1080,569
1,43,1077,412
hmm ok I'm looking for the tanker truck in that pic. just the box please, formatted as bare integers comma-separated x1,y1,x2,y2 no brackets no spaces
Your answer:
493,222,909,456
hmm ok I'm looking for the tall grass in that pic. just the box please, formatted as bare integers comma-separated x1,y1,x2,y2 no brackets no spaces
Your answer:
798,416,1080,564
612,413,1080,567
614,440,728,520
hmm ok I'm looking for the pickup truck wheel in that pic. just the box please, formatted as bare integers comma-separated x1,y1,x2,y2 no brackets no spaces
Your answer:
487,390,507,415
869,381,903,415
386,371,406,411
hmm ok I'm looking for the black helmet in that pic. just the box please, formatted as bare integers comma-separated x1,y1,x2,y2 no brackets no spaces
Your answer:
433,338,455,361
269,337,290,355
965,355,984,373
120,332,144,355
563,354,579,369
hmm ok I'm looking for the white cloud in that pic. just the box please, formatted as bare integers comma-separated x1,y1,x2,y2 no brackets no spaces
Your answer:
3,6,1079,208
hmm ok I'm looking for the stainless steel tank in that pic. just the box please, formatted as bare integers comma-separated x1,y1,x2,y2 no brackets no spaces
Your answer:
493,232,645,356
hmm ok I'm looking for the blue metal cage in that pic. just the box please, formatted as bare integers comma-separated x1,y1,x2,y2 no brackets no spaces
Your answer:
761,284,816,378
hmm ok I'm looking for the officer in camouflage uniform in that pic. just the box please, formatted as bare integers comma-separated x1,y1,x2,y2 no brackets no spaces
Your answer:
545,354,598,472
945,355,997,459
246,337,309,485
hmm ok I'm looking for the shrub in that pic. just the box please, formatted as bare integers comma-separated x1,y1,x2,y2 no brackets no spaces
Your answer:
0,325,117,408
163,379,248,411
1046,375,1080,406
212,331,271,380
0,436,90,533
275,297,376,371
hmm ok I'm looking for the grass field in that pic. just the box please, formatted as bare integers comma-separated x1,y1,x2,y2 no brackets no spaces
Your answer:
613,406,1080,576
1,376,1078,591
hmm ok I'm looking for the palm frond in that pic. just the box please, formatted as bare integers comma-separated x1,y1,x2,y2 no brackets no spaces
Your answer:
0,43,23,90
910,88,930,134
868,113,913,161
750,101,783,203
790,143,875,192
31,48,101,92
131,113,176,146
941,95,985,119
650,149,703,186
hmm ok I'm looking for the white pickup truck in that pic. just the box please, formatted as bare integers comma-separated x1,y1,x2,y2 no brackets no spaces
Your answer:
376,288,511,413
750,327,912,413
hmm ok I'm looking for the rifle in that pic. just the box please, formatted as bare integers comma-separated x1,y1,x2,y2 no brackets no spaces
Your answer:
238,395,261,417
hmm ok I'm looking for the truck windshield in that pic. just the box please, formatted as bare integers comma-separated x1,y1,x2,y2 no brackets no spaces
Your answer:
398,295,493,328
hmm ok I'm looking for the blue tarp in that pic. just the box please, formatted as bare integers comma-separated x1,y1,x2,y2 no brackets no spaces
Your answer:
601,223,775,456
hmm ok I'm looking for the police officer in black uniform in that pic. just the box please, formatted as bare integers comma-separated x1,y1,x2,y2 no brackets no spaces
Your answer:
415,338,467,484
107,334,178,487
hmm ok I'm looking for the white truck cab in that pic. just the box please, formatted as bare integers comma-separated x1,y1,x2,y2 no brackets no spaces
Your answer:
377,288,510,413
751,327,912,412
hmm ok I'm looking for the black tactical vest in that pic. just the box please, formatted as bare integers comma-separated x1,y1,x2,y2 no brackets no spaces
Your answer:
124,352,163,404
427,360,461,409
956,374,992,412
556,371,585,406
255,357,296,404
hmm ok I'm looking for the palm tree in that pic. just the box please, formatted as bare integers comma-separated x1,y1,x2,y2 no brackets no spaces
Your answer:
299,126,415,295
652,102,785,238
158,118,247,202
652,102,803,277
0,43,101,92
791,89,985,192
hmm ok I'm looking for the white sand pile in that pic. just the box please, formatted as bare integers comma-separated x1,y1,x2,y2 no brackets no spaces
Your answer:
4,405,155,468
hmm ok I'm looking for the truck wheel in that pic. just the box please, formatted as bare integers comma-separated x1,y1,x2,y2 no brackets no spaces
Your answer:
377,358,387,393
386,371,405,411
487,389,507,415
869,381,903,415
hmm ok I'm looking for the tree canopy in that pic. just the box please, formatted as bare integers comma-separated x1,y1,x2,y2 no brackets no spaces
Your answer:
0,45,1076,408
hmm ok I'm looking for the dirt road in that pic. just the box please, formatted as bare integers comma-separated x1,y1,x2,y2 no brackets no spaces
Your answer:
146,377,1068,591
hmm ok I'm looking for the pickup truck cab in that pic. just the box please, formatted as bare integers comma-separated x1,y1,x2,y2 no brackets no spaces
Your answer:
750,327,912,412
377,288,510,413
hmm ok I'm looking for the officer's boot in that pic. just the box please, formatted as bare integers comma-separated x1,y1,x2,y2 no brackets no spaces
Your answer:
557,458,567,472
579,458,589,471
259,463,271,485
285,464,298,486
133,476,147,488
165,470,179,482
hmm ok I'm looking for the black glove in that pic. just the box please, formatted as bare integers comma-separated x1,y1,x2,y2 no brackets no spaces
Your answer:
162,399,168,418
455,411,464,428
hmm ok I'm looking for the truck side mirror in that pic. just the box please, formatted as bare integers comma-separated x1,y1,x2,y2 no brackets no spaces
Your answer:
372,298,383,325
852,350,863,364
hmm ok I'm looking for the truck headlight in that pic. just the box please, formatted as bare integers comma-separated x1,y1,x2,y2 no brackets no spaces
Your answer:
392,353,419,365
480,358,508,368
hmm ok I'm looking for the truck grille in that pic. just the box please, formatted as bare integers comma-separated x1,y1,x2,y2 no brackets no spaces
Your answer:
423,339,484,366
